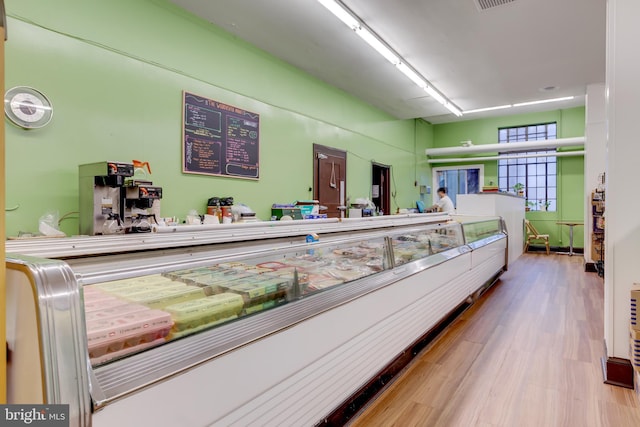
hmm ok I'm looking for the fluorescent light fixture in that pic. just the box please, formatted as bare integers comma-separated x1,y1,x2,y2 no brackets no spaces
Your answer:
317,0,464,116
464,104,512,114
318,0,359,30
396,62,426,88
424,85,446,105
513,96,575,107
463,96,575,114
355,28,399,65
445,103,463,117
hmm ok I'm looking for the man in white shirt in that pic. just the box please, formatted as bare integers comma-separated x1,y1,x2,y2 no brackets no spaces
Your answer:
430,187,455,213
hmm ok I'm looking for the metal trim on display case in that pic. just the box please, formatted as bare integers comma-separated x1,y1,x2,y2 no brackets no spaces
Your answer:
466,234,507,251
500,217,510,269
89,244,471,409
6,256,92,427
6,214,450,259
63,223,460,286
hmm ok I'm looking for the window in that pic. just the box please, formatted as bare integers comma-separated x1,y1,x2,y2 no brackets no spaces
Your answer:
433,165,484,207
497,123,557,211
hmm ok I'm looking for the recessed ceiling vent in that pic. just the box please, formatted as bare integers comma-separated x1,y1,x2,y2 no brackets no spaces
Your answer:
475,0,517,11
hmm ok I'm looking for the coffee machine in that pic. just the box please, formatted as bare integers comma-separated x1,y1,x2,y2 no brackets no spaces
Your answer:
124,181,162,232
79,161,134,235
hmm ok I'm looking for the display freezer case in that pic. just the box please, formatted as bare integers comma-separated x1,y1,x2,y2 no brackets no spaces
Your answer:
5,214,507,426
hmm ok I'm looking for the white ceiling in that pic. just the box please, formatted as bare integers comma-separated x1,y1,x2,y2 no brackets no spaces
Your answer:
170,0,605,124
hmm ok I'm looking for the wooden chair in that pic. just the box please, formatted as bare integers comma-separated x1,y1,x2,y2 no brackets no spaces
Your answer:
524,219,550,255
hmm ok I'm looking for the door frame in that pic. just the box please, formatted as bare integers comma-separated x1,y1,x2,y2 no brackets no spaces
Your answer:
371,162,390,215
432,164,484,201
313,143,347,202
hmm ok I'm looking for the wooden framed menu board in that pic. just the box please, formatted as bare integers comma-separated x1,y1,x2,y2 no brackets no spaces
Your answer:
182,91,260,179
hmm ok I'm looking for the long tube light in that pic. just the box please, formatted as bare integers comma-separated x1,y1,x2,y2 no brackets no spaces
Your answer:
356,27,399,64
464,104,512,114
445,102,463,117
427,150,585,164
464,96,576,114
318,0,359,29
513,96,575,107
317,0,462,116
396,62,426,88
425,85,446,105
425,136,584,157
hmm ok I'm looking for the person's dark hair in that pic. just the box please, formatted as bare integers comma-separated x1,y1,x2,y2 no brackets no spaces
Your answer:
437,187,447,194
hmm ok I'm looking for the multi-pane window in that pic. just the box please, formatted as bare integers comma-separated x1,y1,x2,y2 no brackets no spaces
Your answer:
497,123,557,211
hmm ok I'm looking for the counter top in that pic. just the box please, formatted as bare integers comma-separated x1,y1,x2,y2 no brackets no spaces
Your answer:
471,192,525,199
6,213,451,259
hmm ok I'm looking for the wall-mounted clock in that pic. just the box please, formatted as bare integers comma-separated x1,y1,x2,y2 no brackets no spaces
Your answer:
4,86,53,129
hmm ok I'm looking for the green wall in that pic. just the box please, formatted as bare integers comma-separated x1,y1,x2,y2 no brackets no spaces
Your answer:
432,107,585,248
4,0,433,236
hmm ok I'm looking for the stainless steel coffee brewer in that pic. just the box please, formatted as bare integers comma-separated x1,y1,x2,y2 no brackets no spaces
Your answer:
79,161,134,235
124,182,162,232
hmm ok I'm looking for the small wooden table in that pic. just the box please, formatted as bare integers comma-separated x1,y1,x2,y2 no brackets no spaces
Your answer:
556,221,584,256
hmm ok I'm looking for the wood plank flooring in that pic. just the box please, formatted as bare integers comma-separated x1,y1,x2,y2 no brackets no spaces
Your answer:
350,254,640,427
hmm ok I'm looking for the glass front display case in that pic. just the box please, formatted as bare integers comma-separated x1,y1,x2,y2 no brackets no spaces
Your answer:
75,219,507,369
460,217,505,245
6,214,506,425
82,234,392,367
390,222,465,266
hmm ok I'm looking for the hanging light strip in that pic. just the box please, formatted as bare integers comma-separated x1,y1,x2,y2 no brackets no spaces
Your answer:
464,96,575,114
318,0,462,116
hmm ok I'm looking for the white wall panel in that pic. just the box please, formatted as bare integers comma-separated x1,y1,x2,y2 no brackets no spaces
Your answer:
604,0,640,359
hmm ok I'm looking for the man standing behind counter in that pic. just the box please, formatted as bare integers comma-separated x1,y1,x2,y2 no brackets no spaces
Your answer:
429,187,455,213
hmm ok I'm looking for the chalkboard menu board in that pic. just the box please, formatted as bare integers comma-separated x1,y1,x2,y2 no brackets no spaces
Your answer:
182,91,260,179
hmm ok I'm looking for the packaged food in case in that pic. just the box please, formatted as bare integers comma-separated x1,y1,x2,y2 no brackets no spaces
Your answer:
83,296,129,313
244,298,285,315
126,286,206,309
86,309,173,358
102,282,187,299
95,274,175,290
186,272,255,295
84,302,150,322
220,277,289,305
164,293,244,332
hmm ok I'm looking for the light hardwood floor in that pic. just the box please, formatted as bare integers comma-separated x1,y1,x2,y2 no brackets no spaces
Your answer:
350,254,640,427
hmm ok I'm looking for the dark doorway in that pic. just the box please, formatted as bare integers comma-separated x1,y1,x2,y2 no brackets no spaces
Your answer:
372,163,390,215
313,144,347,218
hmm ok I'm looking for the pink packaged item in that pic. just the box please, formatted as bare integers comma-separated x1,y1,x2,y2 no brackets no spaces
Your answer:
86,309,173,358
84,303,149,322
83,297,128,313
82,287,114,302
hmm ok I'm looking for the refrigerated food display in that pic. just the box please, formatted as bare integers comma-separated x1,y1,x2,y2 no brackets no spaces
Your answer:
5,214,506,426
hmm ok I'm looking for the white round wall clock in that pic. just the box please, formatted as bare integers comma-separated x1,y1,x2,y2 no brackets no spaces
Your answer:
4,86,53,129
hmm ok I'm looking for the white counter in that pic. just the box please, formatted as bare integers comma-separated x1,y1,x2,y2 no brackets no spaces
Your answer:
456,193,525,266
